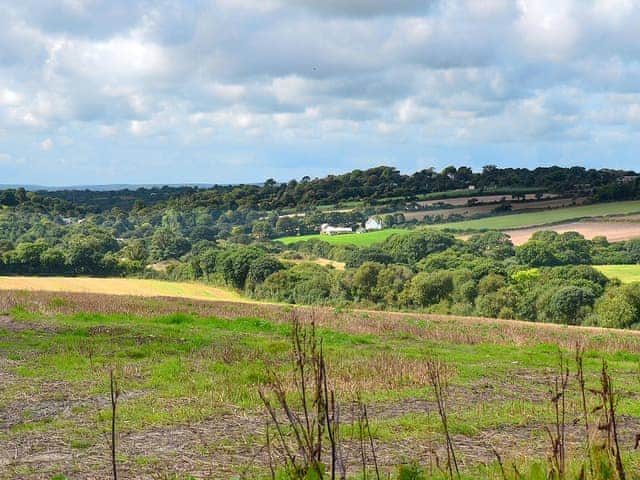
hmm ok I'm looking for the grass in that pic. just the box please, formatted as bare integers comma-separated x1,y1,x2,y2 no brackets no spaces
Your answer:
278,228,408,245
2,290,640,478
278,200,640,246
595,264,640,283
0,276,247,302
431,199,640,231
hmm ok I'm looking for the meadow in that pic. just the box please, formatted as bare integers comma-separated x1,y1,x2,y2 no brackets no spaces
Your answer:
278,228,408,246
278,200,640,246
2,290,640,479
595,264,640,283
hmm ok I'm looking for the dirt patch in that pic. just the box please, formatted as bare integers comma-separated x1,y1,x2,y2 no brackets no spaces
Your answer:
0,314,60,334
503,221,640,245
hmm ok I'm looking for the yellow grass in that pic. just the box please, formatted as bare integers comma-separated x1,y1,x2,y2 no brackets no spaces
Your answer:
0,276,249,303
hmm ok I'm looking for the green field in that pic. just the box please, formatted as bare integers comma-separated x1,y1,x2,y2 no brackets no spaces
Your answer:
278,227,408,245
432,200,640,231
2,290,640,478
595,264,640,283
278,200,640,246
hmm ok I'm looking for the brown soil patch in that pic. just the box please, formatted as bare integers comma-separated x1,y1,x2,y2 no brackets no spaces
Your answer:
503,221,640,245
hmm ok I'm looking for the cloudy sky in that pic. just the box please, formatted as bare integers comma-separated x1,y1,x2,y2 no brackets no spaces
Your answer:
1,0,639,185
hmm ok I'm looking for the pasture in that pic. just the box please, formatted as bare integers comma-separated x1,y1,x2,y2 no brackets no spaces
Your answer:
1,290,640,478
434,200,640,232
595,264,640,283
278,228,407,245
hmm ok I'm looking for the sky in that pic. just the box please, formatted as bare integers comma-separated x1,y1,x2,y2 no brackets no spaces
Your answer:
1,0,640,185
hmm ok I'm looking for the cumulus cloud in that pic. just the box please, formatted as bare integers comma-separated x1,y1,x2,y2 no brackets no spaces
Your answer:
40,138,53,150
1,0,640,184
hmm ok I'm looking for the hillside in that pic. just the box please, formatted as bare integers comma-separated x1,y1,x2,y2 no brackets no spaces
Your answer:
2,290,640,478
279,200,640,246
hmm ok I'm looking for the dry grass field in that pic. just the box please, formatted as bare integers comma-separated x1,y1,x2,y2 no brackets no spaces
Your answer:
0,276,248,303
1,290,640,478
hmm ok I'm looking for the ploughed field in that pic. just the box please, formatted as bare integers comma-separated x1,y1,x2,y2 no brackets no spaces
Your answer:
2,291,640,478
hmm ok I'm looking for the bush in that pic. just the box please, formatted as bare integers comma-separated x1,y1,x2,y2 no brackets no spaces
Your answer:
402,271,454,307
383,230,455,264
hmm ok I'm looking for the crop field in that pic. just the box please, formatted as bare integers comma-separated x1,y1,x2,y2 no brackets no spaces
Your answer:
0,276,248,303
2,290,640,478
595,264,640,283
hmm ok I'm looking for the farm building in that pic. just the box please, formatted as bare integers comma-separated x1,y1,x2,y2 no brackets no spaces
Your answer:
365,217,383,230
320,223,353,235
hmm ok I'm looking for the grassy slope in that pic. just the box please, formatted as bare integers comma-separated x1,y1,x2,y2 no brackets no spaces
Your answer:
431,199,640,231
1,291,640,478
595,264,640,283
0,276,248,302
278,228,407,245
278,200,640,246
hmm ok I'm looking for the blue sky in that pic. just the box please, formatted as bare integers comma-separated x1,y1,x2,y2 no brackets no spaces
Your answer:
1,0,639,185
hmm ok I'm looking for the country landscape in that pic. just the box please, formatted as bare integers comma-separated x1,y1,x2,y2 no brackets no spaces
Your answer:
3,165,640,479
4,1,640,479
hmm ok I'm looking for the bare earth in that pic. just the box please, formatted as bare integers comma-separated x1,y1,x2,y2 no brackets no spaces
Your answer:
502,221,640,245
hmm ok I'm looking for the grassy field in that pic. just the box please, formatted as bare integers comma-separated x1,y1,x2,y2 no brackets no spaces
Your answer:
278,228,407,245
1,290,640,478
431,200,640,231
278,200,640,246
0,276,247,303
595,264,640,283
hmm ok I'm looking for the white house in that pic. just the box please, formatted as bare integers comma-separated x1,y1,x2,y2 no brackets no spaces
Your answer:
365,217,383,231
320,223,353,235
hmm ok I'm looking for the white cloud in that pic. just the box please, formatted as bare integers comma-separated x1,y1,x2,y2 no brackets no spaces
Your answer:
1,0,640,183
0,88,22,106
41,138,53,150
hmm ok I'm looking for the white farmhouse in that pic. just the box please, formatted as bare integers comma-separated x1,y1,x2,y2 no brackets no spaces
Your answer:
365,217,383,231
320,223,353,235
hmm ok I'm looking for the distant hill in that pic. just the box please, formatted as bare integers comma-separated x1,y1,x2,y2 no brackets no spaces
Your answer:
0,183,216,191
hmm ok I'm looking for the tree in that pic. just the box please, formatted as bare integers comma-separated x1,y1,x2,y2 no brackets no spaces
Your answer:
467,231,515,260
150,227,191,261
539,286,595,325
384,231,455,264
477,273,505,295
476,287,517,318
246,256,284,290
217,246,265,289
351,262,383,301
590,289,638,329
516,241,558,267
403,271,454,307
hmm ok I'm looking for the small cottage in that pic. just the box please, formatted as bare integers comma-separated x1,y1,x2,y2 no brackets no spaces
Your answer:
365,217,383,231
